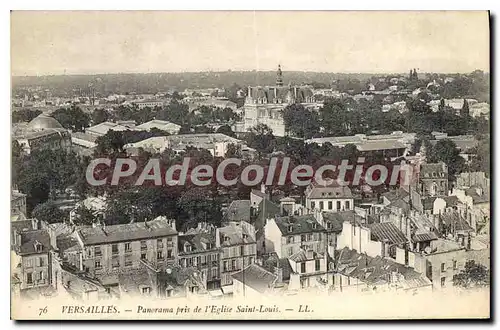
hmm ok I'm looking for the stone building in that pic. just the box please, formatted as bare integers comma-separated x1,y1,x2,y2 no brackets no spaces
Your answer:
241,65,318,136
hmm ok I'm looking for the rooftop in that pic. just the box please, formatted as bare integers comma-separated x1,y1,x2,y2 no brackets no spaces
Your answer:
16,229,52,255
369,222,408,245
225,200,252,223
77,217,177,246
231,263,278,293
274,214,325,236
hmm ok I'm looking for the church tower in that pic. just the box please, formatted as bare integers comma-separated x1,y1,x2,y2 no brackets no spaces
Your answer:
276,64,283,86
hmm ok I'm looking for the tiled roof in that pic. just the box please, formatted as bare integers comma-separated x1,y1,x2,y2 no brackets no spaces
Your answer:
322,210,356,232
231,264,277,293
369,222,407,245
218,222,255,247
288,249,324,263
274,214,325,236
178,232,216,255
356,140,407,152
77,217,177,246
441,212,473,232
306,182,353,199
225,200,251,223
17,229,52,255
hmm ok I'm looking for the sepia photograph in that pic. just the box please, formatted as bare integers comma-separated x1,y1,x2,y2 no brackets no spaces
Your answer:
9,10,490,320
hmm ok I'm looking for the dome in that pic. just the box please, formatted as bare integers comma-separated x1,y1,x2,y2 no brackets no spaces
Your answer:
27,114,63,131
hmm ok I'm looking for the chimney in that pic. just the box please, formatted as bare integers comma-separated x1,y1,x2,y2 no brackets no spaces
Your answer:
274,266,283,283
79,252,84,271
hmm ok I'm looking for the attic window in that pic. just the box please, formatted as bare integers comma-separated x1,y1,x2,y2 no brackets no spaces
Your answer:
184,243,192,252
288,225,293,233
312,223,317,229
206,243,213,249
242,233,248,240
327,223,332,229
224,236,230,242
34,241,43,253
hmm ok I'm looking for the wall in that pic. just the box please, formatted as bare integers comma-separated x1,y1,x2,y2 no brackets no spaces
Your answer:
20,253,50,290
337,222,383,258
306,198,354,212
80,234,178,276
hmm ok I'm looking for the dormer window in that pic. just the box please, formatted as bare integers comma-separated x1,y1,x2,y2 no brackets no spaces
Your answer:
224,236,230,242
206,243,213,250
184,242,192,252
242,233,248,240
34,241,43,253
312,223,317,229
288,225,293,233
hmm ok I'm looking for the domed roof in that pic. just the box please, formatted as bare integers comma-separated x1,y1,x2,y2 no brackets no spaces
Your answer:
27,114,63,131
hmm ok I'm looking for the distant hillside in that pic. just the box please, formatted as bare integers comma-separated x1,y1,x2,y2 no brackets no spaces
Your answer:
12,71,383,97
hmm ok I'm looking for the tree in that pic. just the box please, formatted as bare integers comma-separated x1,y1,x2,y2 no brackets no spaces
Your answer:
52,106,91,132
95,130,127,154
12,109,42,123
246,124,275,158
320,99,349,136
427,139,465,177
32,201,67,224
282,104,321,139
461,98,470,117
72,205,98,226
453,260,489,289
216,124,236,137
91,108,111,125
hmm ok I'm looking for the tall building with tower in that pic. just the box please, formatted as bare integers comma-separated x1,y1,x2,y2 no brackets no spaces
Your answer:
241,65,318,137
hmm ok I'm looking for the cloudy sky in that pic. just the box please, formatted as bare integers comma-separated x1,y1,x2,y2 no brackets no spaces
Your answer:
11,11,489,76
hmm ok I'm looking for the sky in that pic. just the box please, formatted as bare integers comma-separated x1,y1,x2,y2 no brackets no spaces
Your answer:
11,11,490,76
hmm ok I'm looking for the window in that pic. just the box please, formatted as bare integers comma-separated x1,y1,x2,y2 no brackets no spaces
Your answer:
441,277,446,287
26,272,33,284
141,253,146,260
288,247,294,256
157,251,164,260
231,260,236,270
25,259,33,268
39,257,44,267
315,259,321,271
95,260,102,269
319,201,324,210
249,257,254,264
287,236,294,244
125,256,132,267
223,261,228,272
166,289,173,297
124,243,132,252
240,246,245,256
301,234,306,242
300,262,306,273
453,260,457,270
95,246,102,256
346,201,350,210
140,241,147,250
336,201,341,210
196,256,201,266
311,201,316,209
112,244,118,255
328,201,332,209
441,263,446,272
112,258,119,268
141,287,151,295
167,249,173,259
38,271,44,281
307,234,313,241
157,239,164,248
